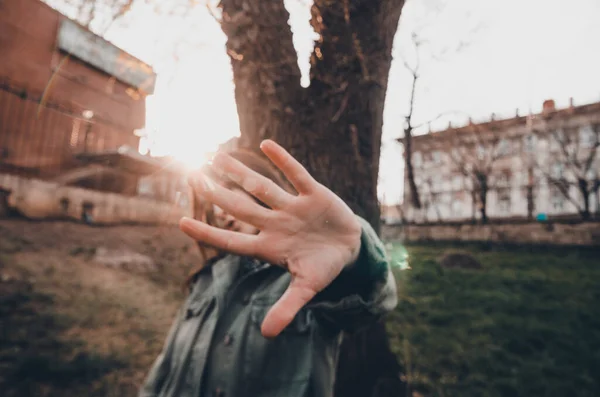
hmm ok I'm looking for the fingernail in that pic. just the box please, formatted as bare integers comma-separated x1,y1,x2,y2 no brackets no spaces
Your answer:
243,178,257,193
179,217,192,229
194,174,215,192
204,176,216,192
226,172,242,185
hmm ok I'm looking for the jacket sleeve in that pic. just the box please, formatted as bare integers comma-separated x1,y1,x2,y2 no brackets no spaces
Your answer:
307,216,398,332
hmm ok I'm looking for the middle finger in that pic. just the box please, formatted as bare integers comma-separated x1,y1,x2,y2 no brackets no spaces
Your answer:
211,152,294,209
191,173,271,228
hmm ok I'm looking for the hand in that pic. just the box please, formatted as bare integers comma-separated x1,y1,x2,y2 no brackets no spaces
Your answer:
180,140,362,338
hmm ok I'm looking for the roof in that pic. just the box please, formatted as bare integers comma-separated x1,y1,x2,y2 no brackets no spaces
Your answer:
397,100,600,145
56,14,157,94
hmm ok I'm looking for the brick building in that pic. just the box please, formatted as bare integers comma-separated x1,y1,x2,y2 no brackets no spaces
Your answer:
400,99,600,223
0,0,193,222
0,0,162,192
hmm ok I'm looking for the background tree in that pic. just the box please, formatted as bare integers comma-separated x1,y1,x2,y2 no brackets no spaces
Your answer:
400,32,425,210
519,136,543,221
218,0,406,231
43,0,134,32
525,165,538,220
44,0,410,394
414,173,443,222
395,1,479,216
538,122,600,220
216,1,408,396
449,121,504,224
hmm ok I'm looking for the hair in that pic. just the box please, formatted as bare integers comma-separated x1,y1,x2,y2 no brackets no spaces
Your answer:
184,148,294,289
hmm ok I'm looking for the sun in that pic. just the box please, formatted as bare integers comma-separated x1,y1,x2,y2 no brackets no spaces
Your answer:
139,92,240,170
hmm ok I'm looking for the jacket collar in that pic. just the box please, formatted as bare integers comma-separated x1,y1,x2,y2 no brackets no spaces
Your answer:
211,254,242,293
211,255,273,291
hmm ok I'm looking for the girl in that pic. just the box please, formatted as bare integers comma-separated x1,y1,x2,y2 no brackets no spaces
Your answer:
139,140,397,397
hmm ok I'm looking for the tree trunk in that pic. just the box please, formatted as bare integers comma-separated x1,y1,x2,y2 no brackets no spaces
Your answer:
595,180,600,218
526,185,534,220
219,1,407,396
479,191,487,224
477,173,488,224
578,178,590,220
526,167,535,220
471,189,477,223
404,128,421,210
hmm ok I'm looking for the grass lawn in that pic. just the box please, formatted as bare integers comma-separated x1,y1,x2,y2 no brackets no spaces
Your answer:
2,220,599,396
386,243,600,397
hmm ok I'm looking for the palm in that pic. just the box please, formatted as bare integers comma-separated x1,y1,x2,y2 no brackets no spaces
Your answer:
180,140,361,338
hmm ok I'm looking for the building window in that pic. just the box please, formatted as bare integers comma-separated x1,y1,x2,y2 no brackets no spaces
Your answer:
413,151,423,167
137,176,154,197
580,125,598,148
496,139,511,157
551,162,565,180
452,175,462,190
586,168,597,182
70,119,81,148
549,129,564,152
515,170,527,186
523,134,536,153
432,151,443,165
550,186,566,212
451,199,463,217
497,189,511,215
431,175,443,192
476,145,486,160
496,170,511,188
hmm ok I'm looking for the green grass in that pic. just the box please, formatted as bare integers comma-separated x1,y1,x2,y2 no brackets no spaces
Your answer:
386,243,600,397
2,218,600,397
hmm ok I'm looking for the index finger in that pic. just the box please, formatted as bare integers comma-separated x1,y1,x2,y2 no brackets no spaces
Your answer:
259,140,315,195
179,217,258,257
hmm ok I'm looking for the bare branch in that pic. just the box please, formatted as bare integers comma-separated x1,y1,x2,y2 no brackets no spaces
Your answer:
583,140,600,176
544,174,583,213
401,59,418,77
206,1,222,24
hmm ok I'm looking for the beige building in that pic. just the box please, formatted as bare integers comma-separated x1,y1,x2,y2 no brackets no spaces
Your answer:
400,99,600,223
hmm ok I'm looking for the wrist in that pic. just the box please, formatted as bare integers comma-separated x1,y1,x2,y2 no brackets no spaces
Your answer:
345,218,363,268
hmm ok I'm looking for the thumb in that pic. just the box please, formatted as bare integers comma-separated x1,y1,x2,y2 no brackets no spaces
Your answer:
260,281,316,338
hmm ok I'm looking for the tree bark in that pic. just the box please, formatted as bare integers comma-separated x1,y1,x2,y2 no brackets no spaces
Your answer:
526,184,534,220
219,1,407,396
404,128,422,209
595,180,600,217
477,173,488,224
577,178,590,220
471,189,477,223
526,167,535,220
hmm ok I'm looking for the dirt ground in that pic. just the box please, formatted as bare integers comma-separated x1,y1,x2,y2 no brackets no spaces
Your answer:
0,218,203,397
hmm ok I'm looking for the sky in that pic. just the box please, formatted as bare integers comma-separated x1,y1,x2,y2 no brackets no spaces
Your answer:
48,0,600,205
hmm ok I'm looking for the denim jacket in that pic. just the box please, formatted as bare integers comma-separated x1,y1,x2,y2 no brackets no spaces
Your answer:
139,217,398,397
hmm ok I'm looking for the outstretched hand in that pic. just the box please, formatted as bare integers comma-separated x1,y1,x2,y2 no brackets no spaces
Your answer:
179,140,362,338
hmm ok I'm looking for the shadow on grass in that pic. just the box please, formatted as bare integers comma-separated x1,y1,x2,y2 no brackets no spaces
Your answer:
0,280,125,397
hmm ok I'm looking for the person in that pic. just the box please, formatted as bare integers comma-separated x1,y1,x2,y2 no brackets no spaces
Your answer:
139,140,398,397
